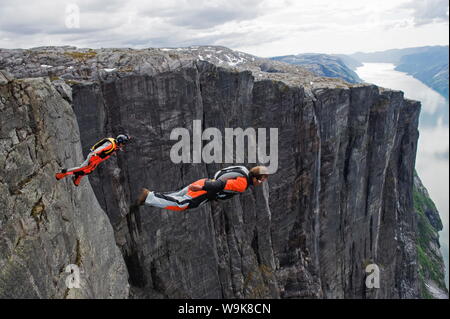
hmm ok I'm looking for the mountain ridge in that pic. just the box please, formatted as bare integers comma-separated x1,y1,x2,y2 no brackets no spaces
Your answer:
270,53,362,84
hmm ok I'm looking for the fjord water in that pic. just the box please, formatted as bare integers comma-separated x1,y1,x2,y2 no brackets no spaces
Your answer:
356,63,449,288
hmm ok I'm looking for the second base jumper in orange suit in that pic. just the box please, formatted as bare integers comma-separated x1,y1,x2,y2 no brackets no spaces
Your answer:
135,166,270,211
55,134,130,186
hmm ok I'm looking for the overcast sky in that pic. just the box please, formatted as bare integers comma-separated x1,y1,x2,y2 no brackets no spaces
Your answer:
0,0,448,56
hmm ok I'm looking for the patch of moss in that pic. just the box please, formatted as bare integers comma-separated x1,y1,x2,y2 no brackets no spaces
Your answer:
118,65,134,72
416,218,447,292
31,197,45,222
75,239,82,267
418,271,434,299
64,51,97,61
413,177,448,296
416,212,437,251
362,259,377,270
64,80,81,86
417,245,442,284
413,187,438,217
243,264,273,298
279,83,290,93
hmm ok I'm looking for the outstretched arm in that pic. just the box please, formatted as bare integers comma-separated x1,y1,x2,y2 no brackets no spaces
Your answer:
203,179,226,192
189,177,247,193
223,176,248,193
93,141,112,155
189,179,225,192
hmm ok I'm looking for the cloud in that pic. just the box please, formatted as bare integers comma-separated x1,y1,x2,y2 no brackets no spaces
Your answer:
143,0,265,30
399,0,449,26
0,0,448,55
0,0,272,48
0,1,126,37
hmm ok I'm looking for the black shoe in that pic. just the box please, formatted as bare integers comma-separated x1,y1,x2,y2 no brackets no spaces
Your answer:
136,188,150,206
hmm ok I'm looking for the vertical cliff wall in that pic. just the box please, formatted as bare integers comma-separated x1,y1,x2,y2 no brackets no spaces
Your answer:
0,72,129,298
313,87,421,298
71,62,320,298
69,61,421,298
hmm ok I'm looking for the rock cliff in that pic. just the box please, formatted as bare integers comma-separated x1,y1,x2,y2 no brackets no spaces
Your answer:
0,46,440,298
0,70,129,298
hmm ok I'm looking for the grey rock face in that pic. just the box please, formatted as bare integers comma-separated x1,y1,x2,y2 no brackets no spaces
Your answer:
0,46,430,299
71,64,296,298
0,70,13,85
70,61,420,298
0,75,129,298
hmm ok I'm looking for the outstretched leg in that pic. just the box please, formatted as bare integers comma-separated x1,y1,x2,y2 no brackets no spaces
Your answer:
55,153,94,180
72,171,85,186
55,153,102,187
55,169,68,180
136,179,209,211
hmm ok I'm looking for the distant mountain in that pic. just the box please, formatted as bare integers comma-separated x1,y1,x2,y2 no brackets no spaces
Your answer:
333,54,363,70
270,53,362,83
396,49,449,100
350,46,445,64
350,46,449,99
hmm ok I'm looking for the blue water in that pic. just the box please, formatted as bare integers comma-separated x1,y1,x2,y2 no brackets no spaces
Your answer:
356,63,449,289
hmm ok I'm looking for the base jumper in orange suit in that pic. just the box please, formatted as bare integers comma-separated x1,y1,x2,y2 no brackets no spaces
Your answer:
135,166,269,211
55,134,130,186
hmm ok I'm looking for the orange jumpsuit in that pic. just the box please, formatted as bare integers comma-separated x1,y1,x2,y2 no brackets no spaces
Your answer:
143,166,251,211
55,140,117,186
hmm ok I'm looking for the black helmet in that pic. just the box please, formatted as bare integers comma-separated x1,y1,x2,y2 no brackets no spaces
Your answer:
116,134,130,145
